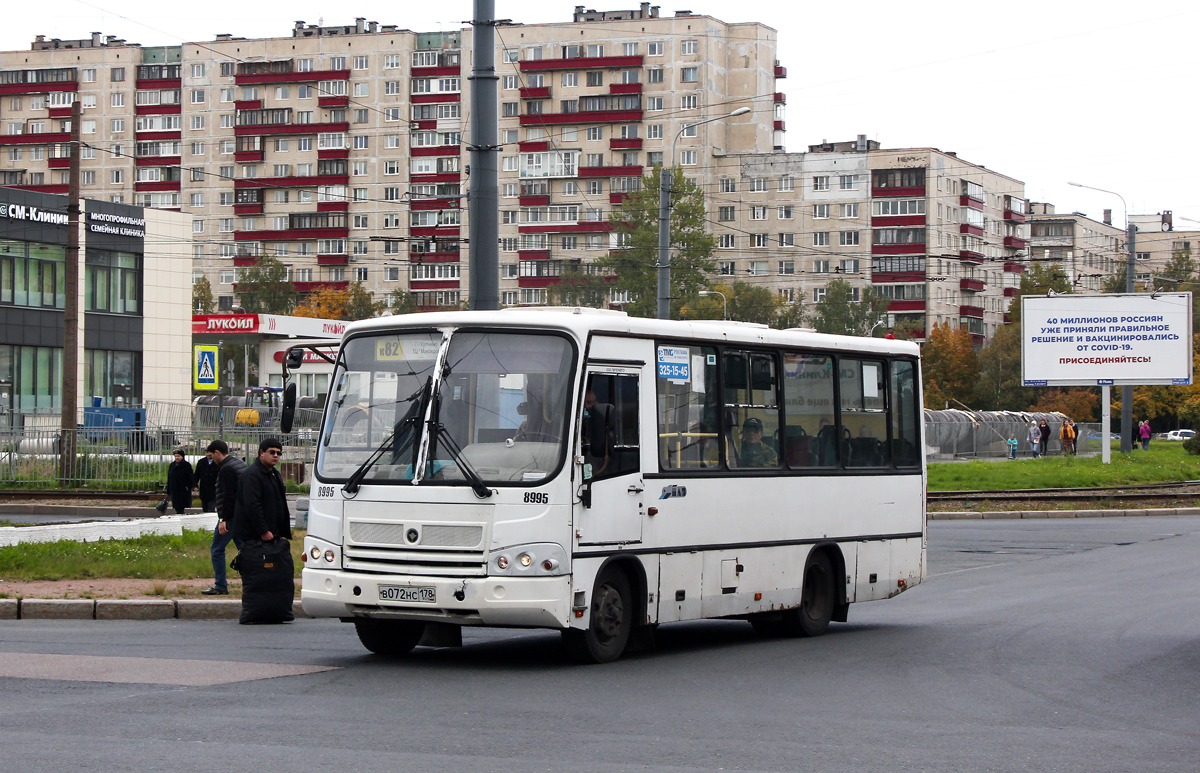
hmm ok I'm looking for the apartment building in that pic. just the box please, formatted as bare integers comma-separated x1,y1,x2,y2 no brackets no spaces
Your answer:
0,8,784,314
1027,203,1127,292
1125,212,1196,288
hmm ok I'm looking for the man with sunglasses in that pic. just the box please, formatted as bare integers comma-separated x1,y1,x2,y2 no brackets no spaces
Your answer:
232,438,292,544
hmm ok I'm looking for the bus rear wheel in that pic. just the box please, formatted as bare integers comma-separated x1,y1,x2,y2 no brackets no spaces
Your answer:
563,567,633,664
751,551,836,638
354,619,426,657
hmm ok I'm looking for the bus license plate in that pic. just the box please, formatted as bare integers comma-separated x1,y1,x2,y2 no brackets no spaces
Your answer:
378,585,436,604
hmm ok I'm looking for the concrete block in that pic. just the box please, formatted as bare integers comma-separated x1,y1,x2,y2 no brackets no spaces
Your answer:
179,514,218,532
176,599,241,620
96,599,177,620
1073,510,1107,519
1172,507,1200,516
982,511,1021,519
1144,508,1175,517
18,525,61,544
0,528,19,548
1117,509,1147,517
140,517,183,537
0,599,17,619
928,512,983,520
21,599,95,619
1020,510,1053,518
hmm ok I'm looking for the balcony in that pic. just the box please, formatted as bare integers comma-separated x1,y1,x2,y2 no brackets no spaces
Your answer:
518,250,550,260
7,183,69,194
411,251,460,262
234,121,349,137
872,214,925,228
233,174,349,190
519,86,550,99
233,226,349,241
292,280,350,293
872,186,925,198
234,100,263,111
959,249,984,263
519,195,550,207
47,107,74,118
134,181,181,192
0,131,70,147
235,68,350,86
774,120,785,130
1003,287,1019,297
609,83,642,94
410,226,461,238
887,300,926,312
519,221,612,234
774,92,786,104
410,279,461,290
1004,209,1026,223
959,194,985,209
316,254,348,265
960,277,985,293
519,277,562,289
135,155,181,167
610,192,633,205
519,55,643,72
960,223,984,237
317,96,349,108
1003,261,1026,273
233,203,263,215
47,157,70,169
411,65,460,78
411,145,461,157
578,164,642,178
774,64,787,78
411,197,459,210
134,104,182,116
959,305,985,318
1004,236,1027,249
411,93,461,104
234,150,264,162
871,271,926,283
0,80,76,96
317,201,349,212
135,130,182,142
609,138,642,150
519,141,549,152
317,148,350,160
520,109,643,126
872,243,926,255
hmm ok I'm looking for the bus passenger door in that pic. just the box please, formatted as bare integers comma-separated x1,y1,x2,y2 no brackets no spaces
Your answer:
575,367,643,545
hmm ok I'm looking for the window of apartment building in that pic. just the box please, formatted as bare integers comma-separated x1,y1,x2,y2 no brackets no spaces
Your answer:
719,261,736,276
109,92,125,108
502,102,518,117
190,89,205,104
749,206,768,221
778,176,795,192
839,174,860,190
586,71,603,87
751,234,769,248
814,232,830,246
647,96,664,110
503,183,518,197
680,150,697,166
110,169,124,184
218,218,234,233
718,234,736,249
840,259,860,274
110,119,125,133
351,55,369,70
681,39,698,54
189,193,204,207
111,67,125,82
192,219,204,234
748,261,768,276
839,203,859,219
812,288,827,303
840,231,860,246
778,260,796,275
814,204,830,219
779,233,795,247
81,68,97,83
719,178,736,193
188,115,204,131
718,206,735,221
241,86,260,100
680,67,698,83
586,126,603,141
777,205,794,220
813,176,829,192
298,85,313,99
680,95,698,110
352,109,368,123
620,69,639,85
647,67,665,84
813,259,830,274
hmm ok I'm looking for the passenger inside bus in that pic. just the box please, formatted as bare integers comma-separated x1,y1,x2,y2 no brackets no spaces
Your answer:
738,417,779,468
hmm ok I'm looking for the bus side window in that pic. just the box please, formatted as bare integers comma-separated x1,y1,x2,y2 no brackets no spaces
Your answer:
890,360,920,466
841,359,890,468
724,350,781,469
782,352,837,468
656,344,719,470
582,373,639,480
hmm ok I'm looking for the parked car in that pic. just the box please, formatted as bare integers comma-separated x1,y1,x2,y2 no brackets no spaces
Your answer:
1165,429,1197,441
1086,432,1120,440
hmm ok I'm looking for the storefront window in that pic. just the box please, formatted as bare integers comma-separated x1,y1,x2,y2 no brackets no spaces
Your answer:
86,349,140,406
85,250,141,314
0,345,63,411
0,239,66,309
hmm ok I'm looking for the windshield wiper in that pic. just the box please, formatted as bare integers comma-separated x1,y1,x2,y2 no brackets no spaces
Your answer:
342,380,429,495
428,393,492,499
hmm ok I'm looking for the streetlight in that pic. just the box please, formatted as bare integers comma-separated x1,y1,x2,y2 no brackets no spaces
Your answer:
657,106,753,320
698,290,727,320
1067,180,1137,456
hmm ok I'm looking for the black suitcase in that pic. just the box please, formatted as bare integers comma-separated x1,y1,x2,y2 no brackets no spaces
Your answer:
233,538,295,624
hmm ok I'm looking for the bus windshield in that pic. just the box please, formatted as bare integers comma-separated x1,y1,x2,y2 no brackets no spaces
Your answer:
317,329,576,485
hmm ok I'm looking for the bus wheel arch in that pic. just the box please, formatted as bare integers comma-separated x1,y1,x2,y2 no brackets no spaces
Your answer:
811,541,850,623
563,557,644,664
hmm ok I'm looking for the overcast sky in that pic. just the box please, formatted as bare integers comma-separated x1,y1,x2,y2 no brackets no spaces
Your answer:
4,0,1195,229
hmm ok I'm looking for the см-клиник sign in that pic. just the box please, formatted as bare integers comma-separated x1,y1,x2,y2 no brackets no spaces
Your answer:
1022,292,1193,386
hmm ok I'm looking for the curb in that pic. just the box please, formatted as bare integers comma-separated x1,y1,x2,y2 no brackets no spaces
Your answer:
929,506,1200,520
0,598,307,620
0,504,203,517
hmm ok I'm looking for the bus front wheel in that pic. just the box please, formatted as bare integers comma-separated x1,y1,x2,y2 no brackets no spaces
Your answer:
354,619,426,657
563,568,632,664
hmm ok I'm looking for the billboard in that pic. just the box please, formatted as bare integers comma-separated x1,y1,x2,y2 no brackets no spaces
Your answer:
1022,292,1193,387
193,345,219,391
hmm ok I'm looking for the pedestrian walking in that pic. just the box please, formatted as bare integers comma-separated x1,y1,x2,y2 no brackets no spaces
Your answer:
193,448,219,513
1028,420,1041,458
232,438,294,623
166,450,194,515
201,439,246,596
1140,420,1152,451
1060,420,1076,456
1039,419,1051,456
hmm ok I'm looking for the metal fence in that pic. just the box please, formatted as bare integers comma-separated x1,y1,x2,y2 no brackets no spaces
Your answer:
924,420,1104,461
0,410,319,490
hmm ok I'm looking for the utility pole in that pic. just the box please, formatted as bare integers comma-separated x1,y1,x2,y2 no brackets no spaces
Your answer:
58,99,82,484
217,339,224,441
1121,221,1136,453
467,0,500,310
656,164,671,320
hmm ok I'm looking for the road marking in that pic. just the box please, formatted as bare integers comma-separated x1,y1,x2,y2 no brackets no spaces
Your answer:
0,652,338,686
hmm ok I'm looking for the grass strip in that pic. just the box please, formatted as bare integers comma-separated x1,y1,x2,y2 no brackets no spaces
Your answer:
0,529,306,582
929,444,1200,491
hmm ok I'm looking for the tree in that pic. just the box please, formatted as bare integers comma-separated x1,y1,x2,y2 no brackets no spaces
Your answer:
547,261,613,308
344,283,386,320
292,286,349,319
807,279,890,337
192,275,214,314
681,282,780,326
1029,388,1100,422
386,289,418,315
922,322,979,409
972,322,1032,411
596,166,716,318
236,256,297,314
774,296,806,330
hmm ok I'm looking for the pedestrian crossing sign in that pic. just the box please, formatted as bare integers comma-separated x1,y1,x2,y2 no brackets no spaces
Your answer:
194,345,219,391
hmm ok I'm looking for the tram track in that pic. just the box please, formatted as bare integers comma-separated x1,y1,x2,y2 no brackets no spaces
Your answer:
930,480,1200,503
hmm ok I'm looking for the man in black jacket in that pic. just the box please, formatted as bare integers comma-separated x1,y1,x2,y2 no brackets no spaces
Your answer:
193,449,219,513
200,439,247,596
232,438,291,544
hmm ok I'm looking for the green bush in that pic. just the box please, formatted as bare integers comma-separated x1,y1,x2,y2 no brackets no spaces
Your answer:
1183,435,1200,456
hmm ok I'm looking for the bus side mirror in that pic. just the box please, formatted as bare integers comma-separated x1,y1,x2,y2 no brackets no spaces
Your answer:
281,382,297,434
285,348,304,371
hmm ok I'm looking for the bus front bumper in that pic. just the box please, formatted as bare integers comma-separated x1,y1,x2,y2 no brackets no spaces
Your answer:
301,568,570,629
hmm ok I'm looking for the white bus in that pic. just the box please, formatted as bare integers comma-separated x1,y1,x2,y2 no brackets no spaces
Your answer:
296,308,925,663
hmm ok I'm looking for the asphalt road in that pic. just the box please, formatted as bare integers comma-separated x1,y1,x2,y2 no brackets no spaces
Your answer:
1,517,1199,772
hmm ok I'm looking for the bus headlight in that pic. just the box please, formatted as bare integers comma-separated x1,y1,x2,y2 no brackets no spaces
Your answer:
489,544,567,576
304,536,340,568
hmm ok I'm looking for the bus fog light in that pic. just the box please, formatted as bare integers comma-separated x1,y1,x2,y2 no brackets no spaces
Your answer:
324,550,335,563
542,559,558,571
310,547,321,560
518,553,532,567
497,556,509,570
